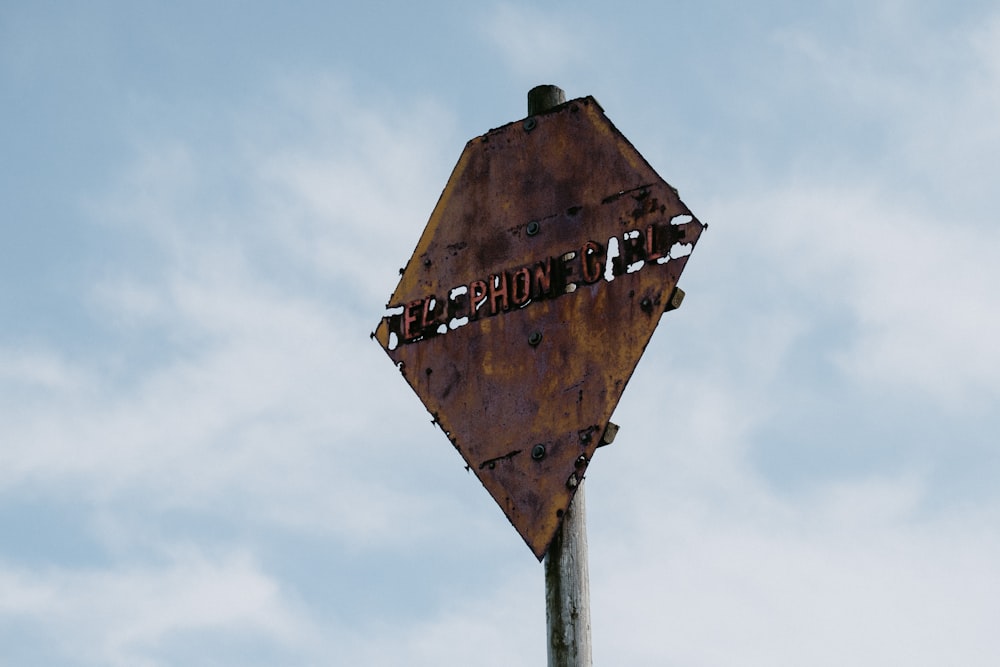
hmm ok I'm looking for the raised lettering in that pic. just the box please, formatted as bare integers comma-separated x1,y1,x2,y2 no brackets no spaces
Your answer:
560,251,578,293
580,241,604,284
469,280,488,320
387,220,693,346
422,296,440,334
621,229,645,270
532,258,554,299
645,225,665,262
488,273,510,315
447,286,470,322
511,267,532,306
402,299,424,341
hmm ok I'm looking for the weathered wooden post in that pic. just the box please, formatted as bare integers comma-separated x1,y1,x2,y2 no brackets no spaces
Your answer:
529,84,593,667
544,476,592,666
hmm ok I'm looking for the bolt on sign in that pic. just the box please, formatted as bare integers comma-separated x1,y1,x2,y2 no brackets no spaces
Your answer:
373,96,706,559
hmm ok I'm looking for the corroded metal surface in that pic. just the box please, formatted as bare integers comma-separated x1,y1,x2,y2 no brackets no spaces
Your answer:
374,96,705,559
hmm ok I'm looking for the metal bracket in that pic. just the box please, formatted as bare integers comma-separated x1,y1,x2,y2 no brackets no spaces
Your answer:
665,286,685,312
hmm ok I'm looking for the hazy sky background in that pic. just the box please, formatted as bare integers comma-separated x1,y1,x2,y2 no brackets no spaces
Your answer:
2,2,999,665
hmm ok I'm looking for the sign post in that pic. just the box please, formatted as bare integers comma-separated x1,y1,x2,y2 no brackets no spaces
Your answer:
544,455,591,667
529,84,592,667
373,84,705,665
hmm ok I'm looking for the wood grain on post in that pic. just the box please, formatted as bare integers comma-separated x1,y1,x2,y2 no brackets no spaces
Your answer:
545,479,592,667
532,84,593,667
528,84,567,115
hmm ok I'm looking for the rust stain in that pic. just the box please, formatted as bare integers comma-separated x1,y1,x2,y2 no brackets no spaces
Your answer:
374,96,705,559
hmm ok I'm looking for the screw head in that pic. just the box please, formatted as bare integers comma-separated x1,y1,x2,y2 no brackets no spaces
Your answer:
526,220,540,236
523,117,537,131
531,444,546,460
528,331,543,346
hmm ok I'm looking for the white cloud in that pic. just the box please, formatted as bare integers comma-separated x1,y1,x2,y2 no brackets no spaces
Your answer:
587,355,1000,665
0,549,312,666
774,6,1000,214
0,348,88,394
0,76,466,550
589,472,1000,666
337,570,544,667
480,3,589,78
709,184,1000,411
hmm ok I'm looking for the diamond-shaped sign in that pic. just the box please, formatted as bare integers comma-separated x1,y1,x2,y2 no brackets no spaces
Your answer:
374,96,705,559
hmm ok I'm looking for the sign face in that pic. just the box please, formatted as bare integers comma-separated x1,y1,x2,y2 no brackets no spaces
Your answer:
374,96,705,559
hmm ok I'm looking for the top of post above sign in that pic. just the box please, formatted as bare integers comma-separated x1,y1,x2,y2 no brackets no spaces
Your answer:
374,92,706,559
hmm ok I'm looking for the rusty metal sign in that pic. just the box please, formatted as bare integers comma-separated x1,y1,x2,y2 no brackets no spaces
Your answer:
374,96,705,559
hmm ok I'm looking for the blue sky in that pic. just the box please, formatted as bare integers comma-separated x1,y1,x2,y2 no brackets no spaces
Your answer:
2,2,999,665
